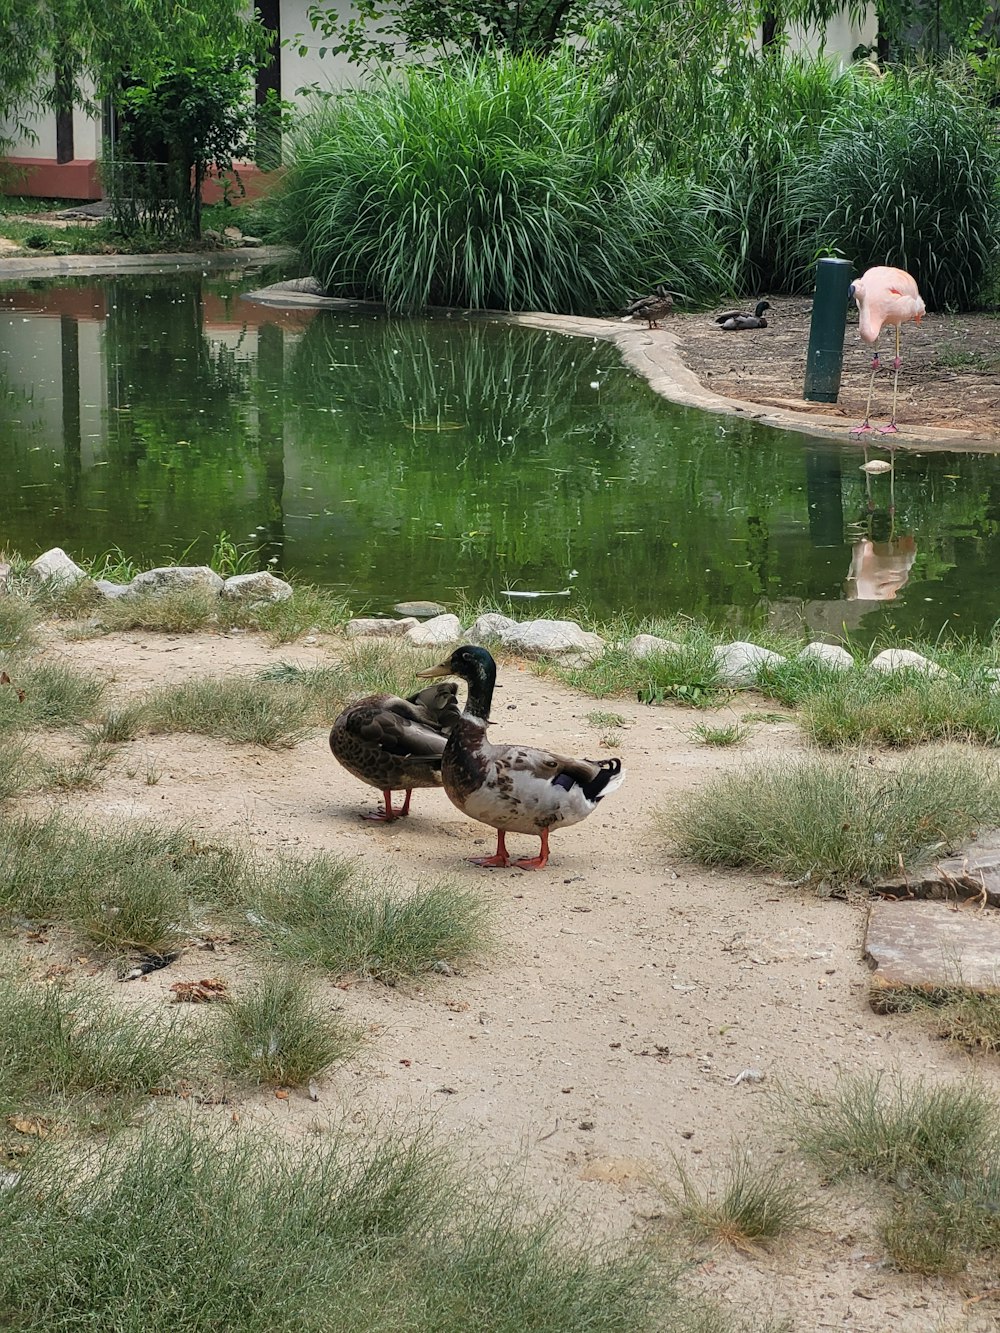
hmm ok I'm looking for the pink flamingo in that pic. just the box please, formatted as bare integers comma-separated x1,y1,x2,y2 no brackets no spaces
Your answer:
849,266,925,436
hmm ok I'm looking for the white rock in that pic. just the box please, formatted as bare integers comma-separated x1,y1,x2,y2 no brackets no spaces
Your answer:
221,571,293,603
94,579,130,600
465,612,521,645
506,619,605,660
627,633,682,659
870,648,948,677
713,641,787,685
798,642,854,671
404,613,462,647
29,547,87,587
345,617,419,639
129,566,224,594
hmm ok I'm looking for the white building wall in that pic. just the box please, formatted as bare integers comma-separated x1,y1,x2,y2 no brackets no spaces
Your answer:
3,1,878,191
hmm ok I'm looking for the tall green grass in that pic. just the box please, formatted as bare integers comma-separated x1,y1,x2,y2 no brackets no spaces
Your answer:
785,71,999,310
280,51,729,313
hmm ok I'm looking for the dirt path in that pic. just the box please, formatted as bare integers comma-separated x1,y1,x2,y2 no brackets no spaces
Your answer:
16,625,997,1332
672,296,1000,440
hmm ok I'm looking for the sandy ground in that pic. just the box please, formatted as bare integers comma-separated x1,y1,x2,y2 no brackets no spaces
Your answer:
672,297,1000,439
9,623,1000,1332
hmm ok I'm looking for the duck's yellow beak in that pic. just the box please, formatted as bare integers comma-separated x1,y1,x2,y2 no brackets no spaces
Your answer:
416,660,451,679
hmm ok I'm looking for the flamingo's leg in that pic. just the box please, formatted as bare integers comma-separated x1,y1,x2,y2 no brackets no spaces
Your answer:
878,325,902,434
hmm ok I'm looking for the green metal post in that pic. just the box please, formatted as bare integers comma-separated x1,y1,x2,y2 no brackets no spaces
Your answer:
803,258,853,403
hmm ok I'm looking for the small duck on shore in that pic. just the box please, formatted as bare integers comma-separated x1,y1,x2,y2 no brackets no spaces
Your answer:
417,645,625,869
621,284,674,330
715,300,771,331
329,681,460,821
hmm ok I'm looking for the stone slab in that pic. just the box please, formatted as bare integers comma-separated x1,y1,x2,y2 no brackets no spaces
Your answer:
865,899,1000,999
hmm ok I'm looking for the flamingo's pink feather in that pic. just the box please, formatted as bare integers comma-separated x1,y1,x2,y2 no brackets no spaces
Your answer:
852,266,926,344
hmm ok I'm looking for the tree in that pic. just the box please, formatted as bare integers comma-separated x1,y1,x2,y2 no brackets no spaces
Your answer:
301,0,614,65
0,0,269,156
110,57,264,239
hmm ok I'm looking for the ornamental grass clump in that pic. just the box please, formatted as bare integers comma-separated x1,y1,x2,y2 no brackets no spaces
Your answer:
280,51,728,313
785,71,999,310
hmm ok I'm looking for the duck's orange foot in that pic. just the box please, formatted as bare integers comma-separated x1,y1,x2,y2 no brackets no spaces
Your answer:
362,789,411,821
469,830,510,867
513,830,550,871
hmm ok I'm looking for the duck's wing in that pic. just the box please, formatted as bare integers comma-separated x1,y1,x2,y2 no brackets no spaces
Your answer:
623,294,656,317
715,309,746,325
404,682,461,733
345,696,450,762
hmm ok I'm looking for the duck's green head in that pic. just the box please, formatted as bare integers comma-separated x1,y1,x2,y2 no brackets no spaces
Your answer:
417,645,496,719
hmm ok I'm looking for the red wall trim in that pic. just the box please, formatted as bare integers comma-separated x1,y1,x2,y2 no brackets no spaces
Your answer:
1,157,103,201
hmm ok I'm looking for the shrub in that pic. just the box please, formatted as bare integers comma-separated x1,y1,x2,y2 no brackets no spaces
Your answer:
280,51,729,313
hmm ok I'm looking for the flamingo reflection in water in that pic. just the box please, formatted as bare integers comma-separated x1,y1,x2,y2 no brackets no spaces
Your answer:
846,459,916,602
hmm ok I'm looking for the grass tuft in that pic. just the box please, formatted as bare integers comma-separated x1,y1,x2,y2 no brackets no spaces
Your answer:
0,660,105,734
94,587,218,634
93,704,144,743
139,676,315,748
247,854,492,982
756,657,1000,750
666,749,1000,885
0,965,190,1122
217,968,360,1087
553,629,724,707
0,1119,661,1331
692,722,747,747
219,585,350,642
0,814,248,950
40,740,116,793
0,594,40,651
0,735,39,800
662,1149,810,1250
791,1071,996,1184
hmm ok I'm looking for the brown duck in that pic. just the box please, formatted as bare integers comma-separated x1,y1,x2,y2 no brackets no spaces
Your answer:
417,645,624,869
621,284,673,329
329,681,460,821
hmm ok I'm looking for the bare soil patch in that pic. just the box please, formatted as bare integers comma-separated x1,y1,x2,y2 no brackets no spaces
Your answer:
9,624,1000,1330
673,296,1000,439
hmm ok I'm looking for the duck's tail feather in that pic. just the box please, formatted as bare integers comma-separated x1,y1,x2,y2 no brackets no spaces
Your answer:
581,757,625,803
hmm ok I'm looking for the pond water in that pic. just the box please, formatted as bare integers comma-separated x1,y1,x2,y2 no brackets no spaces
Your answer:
2,268,999,643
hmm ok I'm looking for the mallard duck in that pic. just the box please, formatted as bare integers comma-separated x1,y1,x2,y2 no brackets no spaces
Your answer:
329,681,460,822
417,645,624,869
715,300,770,331
621,284,673,329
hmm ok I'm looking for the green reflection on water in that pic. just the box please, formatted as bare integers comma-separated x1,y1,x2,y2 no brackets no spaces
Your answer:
1,271,999,643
